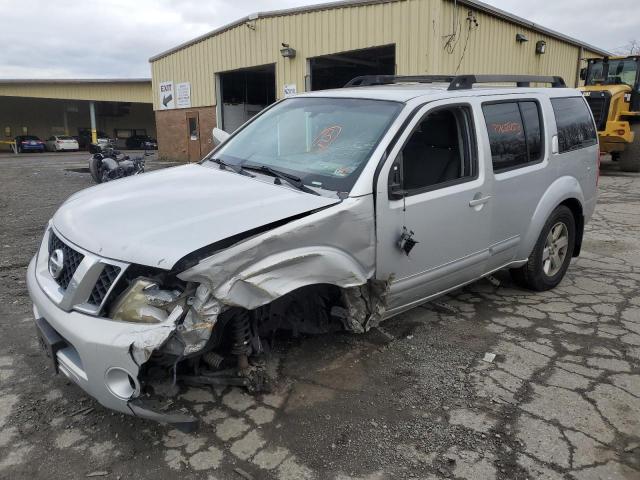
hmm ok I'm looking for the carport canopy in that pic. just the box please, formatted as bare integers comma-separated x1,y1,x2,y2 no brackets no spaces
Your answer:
0,79,152,147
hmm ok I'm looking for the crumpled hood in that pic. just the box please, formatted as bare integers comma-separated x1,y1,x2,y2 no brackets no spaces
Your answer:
53,164,339,269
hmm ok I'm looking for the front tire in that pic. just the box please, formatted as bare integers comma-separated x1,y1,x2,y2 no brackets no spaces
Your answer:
619,122,640,172
511,205,575,291
89,157,103,183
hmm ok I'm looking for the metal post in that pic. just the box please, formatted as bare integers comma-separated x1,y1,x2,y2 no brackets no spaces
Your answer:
63,107,69,136
89,101,97,144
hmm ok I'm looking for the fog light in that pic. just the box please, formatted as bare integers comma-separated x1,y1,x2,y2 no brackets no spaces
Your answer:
105,367,139,400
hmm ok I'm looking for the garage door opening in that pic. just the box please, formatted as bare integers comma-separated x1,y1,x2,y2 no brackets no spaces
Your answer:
309,44,396,91
218,64,276,132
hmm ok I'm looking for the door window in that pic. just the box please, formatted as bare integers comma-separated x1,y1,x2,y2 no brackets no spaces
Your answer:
482,101,544,172
395,106,476,194
188,117,198,140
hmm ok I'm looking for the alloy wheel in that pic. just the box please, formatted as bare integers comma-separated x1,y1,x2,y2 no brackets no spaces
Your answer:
542,222,569,277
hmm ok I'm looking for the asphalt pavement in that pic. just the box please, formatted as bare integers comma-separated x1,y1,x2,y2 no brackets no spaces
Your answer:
0,153,638,479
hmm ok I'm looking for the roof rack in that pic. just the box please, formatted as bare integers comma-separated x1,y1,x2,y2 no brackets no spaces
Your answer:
344,74,567,90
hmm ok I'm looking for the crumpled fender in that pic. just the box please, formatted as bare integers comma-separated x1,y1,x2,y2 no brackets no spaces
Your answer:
517,175,585,260
178,196,376,310
213,246,371,309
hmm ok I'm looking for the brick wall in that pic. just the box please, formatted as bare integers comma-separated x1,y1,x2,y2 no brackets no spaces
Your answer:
155,105,216,162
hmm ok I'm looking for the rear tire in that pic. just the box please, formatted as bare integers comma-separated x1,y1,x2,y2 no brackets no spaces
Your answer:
619,122,640,172
511,205,575,291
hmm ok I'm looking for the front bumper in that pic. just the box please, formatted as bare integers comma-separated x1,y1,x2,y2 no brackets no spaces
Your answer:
26,257,196,429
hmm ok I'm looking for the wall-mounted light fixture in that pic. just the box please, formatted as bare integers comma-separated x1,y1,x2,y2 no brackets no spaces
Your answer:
280,43,296,58
516,33,528,43
536,40,547,55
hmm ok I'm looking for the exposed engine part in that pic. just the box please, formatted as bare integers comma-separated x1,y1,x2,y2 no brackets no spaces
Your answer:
179,365,269,393
202,352,225,370
231,311,252,357
137,280,390,400
161,284,224,357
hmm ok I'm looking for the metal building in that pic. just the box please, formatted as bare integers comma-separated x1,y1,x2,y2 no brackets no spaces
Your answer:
0,79,156,152
149,0,608,161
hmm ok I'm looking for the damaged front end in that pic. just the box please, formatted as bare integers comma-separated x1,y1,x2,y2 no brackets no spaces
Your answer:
77,196,390,428
119,276,390,402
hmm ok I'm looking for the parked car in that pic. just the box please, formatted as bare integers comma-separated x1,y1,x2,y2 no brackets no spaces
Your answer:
27,74,598,428
15,135,45,153
125,135,158,150
46,135,79,152
78,129,113,150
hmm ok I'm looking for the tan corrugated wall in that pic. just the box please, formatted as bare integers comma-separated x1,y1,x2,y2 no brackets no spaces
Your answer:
0,82,152,103
150,0,603,110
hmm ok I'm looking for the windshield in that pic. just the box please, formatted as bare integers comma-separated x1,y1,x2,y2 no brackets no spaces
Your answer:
586,58,638,86
209,97,402,192
58,136,73,140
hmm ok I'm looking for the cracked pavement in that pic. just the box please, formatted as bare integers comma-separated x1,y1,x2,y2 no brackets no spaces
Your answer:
0,154,639,479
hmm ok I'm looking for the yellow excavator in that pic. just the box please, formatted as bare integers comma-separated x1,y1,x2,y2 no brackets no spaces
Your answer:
579,55,640,171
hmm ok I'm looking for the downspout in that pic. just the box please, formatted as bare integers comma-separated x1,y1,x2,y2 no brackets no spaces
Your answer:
575,46,584,87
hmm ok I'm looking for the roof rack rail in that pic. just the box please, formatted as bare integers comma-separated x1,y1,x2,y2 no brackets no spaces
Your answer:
344,75,456,88
448,75,567,90
344,74,567,90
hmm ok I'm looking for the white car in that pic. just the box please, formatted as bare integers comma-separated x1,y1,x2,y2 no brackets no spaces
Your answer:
46,135,79,152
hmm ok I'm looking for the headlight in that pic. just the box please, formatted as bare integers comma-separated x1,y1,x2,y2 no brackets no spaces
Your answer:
110,278,181,324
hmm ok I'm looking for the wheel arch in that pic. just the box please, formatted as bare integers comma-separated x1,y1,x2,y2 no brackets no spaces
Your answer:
518,176,585,260
560,197,584,257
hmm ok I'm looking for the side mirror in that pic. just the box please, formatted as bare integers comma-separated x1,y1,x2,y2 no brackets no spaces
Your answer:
212,127,230,145
388,162,406,200
580,68,587,81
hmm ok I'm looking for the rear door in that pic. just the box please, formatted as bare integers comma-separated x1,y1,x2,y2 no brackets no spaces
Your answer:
480,95,552,270
376,99,493,313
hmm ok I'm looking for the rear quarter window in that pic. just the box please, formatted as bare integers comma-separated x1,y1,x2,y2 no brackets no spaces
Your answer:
550,97,597,153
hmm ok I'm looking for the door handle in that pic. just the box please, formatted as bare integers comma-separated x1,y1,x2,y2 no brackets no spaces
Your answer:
469,195,491,207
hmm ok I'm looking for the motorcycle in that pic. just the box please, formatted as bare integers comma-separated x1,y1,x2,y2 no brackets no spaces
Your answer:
89,144,151,183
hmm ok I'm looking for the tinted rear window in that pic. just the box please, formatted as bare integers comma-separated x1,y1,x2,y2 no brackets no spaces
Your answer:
482,103,527,171
551,97,597,153
482,101,544,172
520,102,542,162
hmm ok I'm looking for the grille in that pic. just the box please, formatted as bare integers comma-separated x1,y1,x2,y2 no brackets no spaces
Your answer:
584,93,610,131
88,264,121,306
48,232,84,290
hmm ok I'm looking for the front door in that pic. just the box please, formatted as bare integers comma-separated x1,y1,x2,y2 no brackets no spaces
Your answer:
376,101,493,314
187,112,201,162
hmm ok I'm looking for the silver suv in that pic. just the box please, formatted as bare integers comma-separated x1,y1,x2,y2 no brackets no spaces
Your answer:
27,75,599,427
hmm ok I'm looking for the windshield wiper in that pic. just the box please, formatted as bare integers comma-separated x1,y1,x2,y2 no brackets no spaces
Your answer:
211,158,254,177
244,165,320,196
